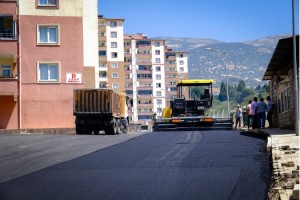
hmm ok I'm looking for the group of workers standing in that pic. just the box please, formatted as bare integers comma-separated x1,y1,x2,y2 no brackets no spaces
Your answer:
235,96,273,129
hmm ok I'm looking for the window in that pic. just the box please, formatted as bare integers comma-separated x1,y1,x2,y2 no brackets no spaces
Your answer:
112,73,118,78
38,62,59,82
179,67,184,72
156,83,161,88
137,74,152,79
1,66,12,77
99,51,106,56
38,25,59,44
126,90,133,95
155,58,161,63
111,63,118,68
137,41,151,46
157,99,162,104
0,16,16,40
138,90,152,95
110,22,117,27
156,91,162,96
179,60,184,65
111,52,118,58
112,83,119,89
154,42,160,47
277,88,290,114
156,75,161,80
155,66,161,72
111,32,117,38
138,115,151,120
155,50,160,55
111,42,117,48
38,0,57,6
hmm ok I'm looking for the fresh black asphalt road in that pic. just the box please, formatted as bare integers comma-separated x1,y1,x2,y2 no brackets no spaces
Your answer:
0,130,269,200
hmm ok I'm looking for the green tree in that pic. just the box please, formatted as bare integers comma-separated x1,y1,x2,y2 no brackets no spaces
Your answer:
258,84,269,99
237,80,246,92
218,82,227,101
255,84,261,91
241,88,255,100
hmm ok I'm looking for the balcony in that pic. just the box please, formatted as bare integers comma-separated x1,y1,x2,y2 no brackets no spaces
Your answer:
124,42,131,47
99,71,108,82
124,53,132,58
99,83,108,89
0,14,17,41
0,78,18,101
99,76,108,82
137,103,153,109
99,64,108,71
0,32,16,40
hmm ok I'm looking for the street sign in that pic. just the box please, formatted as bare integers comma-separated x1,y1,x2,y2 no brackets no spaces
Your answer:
66,73,81,83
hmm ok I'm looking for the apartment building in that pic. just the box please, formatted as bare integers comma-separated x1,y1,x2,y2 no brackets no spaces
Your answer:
165,48,189,107
123,34,164,128
97,17,188,129
98,16,125,90
124,34,189,129
0,0,98,129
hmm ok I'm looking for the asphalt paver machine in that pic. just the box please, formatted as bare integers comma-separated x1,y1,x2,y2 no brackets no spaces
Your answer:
154,79,232,131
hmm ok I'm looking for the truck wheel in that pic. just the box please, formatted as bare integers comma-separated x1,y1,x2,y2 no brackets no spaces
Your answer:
76,124,87,134
105,118,118,135
116,119,121,134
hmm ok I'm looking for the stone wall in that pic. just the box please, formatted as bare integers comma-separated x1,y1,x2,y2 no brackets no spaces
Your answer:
270,68,295,129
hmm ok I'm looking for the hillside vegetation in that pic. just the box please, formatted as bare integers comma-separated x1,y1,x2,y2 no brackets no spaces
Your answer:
153,35,286,114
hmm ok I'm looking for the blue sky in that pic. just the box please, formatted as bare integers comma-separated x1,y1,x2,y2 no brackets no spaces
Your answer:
98,0,299,42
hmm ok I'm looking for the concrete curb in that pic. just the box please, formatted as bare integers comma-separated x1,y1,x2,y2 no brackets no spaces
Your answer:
0,128,76,135
246,128,299,200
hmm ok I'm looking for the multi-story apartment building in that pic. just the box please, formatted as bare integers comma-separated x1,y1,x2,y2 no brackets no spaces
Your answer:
97,17,188,130
123,34,165,128
165,48,189,107
124,34,189,129
98,16,125,90
0,0,98,129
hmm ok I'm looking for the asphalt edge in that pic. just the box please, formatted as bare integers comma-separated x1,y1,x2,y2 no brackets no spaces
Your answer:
245,129,299,200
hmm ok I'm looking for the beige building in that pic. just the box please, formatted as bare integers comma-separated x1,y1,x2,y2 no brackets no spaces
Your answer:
98,16,125,91
263,36,299,129
165,48,189,107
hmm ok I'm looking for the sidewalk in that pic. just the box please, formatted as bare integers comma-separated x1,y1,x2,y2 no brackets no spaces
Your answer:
249,128,299,200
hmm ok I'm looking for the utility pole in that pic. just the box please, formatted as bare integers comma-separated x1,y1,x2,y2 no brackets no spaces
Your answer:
292,0,299,136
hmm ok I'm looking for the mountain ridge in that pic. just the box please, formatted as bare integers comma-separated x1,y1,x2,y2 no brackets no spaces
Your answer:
153,34,291,88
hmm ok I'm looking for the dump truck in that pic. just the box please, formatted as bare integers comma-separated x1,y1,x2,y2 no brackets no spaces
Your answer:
154,79,232,131
73,89,130,135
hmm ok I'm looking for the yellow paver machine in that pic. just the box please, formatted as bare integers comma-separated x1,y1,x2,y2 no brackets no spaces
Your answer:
154,79,233,131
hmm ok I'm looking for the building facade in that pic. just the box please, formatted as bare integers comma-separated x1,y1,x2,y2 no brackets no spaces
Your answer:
165,48,189,107
0,0,98,129
263,36,299,129
0,0,18,129
96,18,189,129
98,16,125,90
124,34,188,129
